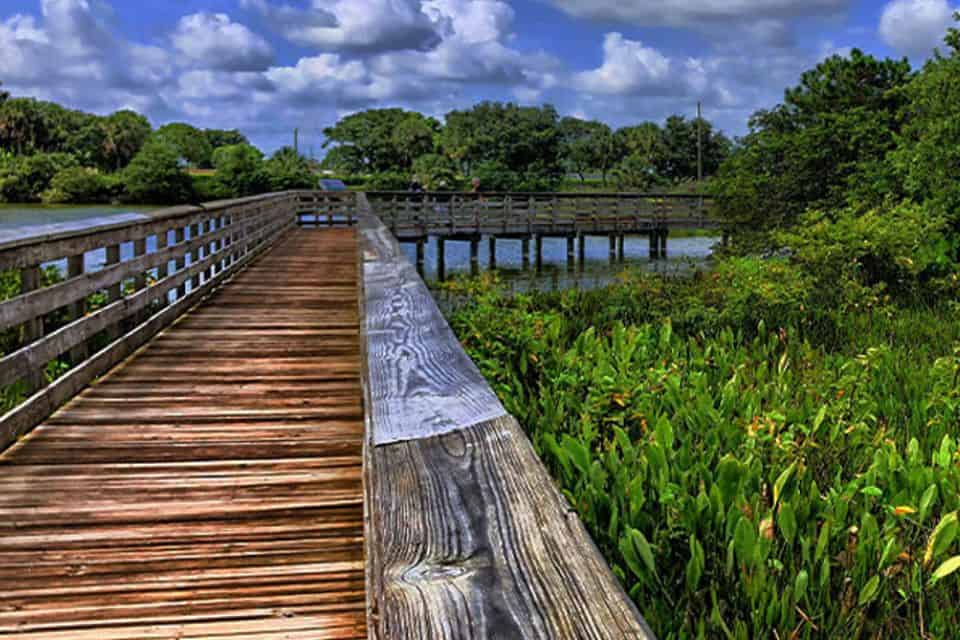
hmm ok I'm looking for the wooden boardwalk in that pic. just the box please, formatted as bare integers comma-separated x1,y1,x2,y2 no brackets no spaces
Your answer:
0,228,367,638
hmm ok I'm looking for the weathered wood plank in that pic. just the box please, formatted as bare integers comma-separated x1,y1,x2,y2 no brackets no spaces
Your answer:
0,214,294,450
366,415,655,639
359,215,506,445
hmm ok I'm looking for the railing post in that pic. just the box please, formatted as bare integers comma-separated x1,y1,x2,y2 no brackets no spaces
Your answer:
105,243,121,341
19,266,44,392
67,254,88,365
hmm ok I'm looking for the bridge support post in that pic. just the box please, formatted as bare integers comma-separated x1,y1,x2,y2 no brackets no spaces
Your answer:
437,237,446,281
649,232,660,260
660,230,668,259
566,236,575,272
535,234,543,273
617,234,625,262
577,234,585,269
521,237,530,269
416,239,425,275
470,237,480,276
608,235,616,263
175,227,187,300
488,236,497,270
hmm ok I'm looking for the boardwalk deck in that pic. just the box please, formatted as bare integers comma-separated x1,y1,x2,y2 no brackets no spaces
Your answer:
0,228,367,638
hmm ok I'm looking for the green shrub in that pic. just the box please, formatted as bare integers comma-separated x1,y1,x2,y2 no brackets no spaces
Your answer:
122,140,194,204
211,143,268,197
0,153,77,202
41,166,111,204
366,171,410,191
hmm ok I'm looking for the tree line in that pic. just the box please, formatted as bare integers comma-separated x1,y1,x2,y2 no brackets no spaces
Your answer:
712,15,960,257
0,85,316,205
320,102,732,192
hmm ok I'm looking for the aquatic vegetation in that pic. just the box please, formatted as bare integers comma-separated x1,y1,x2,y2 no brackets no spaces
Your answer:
447,273,960,639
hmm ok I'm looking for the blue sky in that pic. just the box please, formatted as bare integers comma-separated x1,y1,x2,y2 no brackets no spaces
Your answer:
0,0,956,154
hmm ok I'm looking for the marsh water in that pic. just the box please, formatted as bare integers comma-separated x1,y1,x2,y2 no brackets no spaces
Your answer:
1,205,719,287
402,233,718,290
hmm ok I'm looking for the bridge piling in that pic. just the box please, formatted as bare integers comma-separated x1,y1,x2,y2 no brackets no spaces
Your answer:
416,238,425,275
660,229,668,258
489,236,497,269
437,237,446,281
566,235,575,271
535,234,543,273
617,234,625,262
577,234,585,268
649,232,660,260
470,237,480,276
608,235,616,263
521,236,530,269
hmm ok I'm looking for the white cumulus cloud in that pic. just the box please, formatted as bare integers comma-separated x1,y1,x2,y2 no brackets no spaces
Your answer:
172,13,273,72
879,0,957,57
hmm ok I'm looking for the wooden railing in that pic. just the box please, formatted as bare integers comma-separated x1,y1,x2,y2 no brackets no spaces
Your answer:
366,191,715,238
0,190,354,451
359,212,656,638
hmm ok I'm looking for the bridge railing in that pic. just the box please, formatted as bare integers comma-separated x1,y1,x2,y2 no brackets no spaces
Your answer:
366,191,714,238
0,191,321,451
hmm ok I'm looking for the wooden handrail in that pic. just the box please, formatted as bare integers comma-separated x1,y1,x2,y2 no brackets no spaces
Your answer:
358,208,656,638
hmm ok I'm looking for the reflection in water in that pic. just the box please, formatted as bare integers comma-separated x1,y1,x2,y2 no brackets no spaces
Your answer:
401,234,718,291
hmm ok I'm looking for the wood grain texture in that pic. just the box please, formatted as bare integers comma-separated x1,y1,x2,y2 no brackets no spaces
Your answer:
0,228,367,639
359,215,506,445
366,415,655,640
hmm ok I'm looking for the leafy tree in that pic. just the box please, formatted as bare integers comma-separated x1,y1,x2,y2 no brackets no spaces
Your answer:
441,102,564,190
0,153,77,202
559,117,618,184
264,146,315,190
893,12,960,226
0,82,8,104
0,98,53,155
412,153,458,190
100,110,152,172
41,167,112,204
713,49,913,240
319,145,363,174
612,153,662,191
204,129,248,150
323,109,437,173
211,143,268,197
153,123,213,168
122,140,193,204
657,115,731,182
472,160,521,192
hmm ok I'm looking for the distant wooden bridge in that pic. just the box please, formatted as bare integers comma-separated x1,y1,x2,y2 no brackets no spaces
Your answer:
365,191,718,278
0,190,673,638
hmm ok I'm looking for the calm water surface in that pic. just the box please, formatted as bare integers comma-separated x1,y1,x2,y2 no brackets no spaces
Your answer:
403,234,719,290
0,205,160,273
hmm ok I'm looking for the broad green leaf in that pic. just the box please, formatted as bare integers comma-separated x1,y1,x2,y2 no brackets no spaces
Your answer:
861,486,883,498
919,484,938,523
925,511,958,567
858,575,880,606
734,516,757,567
795,569,809,603
930,556,960,584
773,461,797,507
778,502,797,545
812,405,827,434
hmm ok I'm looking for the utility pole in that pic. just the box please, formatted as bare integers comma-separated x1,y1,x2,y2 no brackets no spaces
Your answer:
696,102,703,187
294,128,299,154
696,102,704,222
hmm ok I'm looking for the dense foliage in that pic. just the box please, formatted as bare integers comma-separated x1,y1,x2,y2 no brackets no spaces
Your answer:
713,18,960,250
0,91,268,204
321,102,730,192
444,248,960,638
